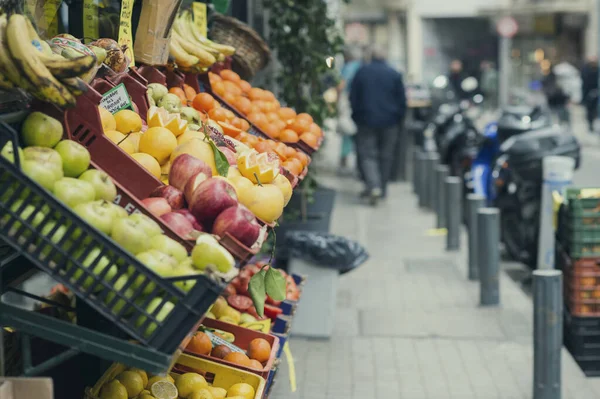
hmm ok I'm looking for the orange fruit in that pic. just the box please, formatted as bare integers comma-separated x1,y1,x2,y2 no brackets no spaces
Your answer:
300,132,319,148
293,151,309,167
222,91,237,105
139,126,177,163
289,118,311,134
247,112,267,126
265,112,279,122
247,338,271,363
234,96,252,115
237,132,248,141
212,81,226,97
248,88,264,101
223,352,251,367
210,344,232,359
208,108,229,122
308,122,322,136
280,129,299,143
244,135,259,147
262,91,276,102
208,72,222,83
278,107,296,121
238,80,251,93
265,140,278,150
230,117,245,130
262,124,281,139
272,119,287,132
283,159,303,176
239,119,250,131
193,93,216,112
217,121,243,138
223,81,242,96
262,102,276,113
273,143,289,161
186,332,213,355
253,141,271,153
220,69,241,83
296,113,314,124
248,359,263,370
169,87,187,105
183,84,197,101
283,146,296,159
223,109,236,122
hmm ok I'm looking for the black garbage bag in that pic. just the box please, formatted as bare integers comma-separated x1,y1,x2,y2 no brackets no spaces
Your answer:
283,231,369,274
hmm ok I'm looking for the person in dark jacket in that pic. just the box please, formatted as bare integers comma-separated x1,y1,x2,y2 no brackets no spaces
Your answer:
543,68,570,125
581,57,599,132
448,59,467,99
350,45,407,205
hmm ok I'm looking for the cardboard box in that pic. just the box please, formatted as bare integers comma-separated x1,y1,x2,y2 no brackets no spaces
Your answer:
0,378,53,399
134,0,183,66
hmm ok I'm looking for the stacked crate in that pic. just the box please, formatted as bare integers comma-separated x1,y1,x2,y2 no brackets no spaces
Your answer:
557,188,600,376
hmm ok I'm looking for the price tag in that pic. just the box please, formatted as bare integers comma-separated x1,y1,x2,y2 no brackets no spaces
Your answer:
100,83,133,114
118,0,135,67
42,0,62,38
192,2,207,37
83,0,99,44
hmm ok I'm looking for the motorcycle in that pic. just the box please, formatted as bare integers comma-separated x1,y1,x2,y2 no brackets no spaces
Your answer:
492,125,580,267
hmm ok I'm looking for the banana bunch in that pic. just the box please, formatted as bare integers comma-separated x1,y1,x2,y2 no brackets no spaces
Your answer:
169,10,235,73
0,14,97,108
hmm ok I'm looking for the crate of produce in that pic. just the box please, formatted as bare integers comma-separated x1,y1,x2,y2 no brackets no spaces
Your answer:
569,354,600,377
559,189,600,257
184,318,279,379
0,123,223,355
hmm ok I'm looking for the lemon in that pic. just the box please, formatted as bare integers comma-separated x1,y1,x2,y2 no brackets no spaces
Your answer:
150,380,178,399
99,379,128,399
188,388,214,399
227,383,255,399
147,375,174,389
272,174,292,206
128,368,149,388
175,373,208,398
176,130,204,146
220,307,241,324
205,311,215,319
105,130,135,154
99,106,116,132
207,386,227,398
123,132,143,153
139,127,177,163
210,297,228,318
115,370,144,398
114,109,143,134
131,153,161,178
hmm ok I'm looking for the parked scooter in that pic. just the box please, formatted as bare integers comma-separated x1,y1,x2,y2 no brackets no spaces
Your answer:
492,125,580,267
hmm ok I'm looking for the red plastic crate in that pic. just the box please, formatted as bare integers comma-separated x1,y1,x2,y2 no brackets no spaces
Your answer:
185,318,280,379
136,65,167,85
567,296,600,317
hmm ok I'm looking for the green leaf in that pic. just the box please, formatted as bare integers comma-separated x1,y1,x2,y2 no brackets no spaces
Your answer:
208,140,230,177
265,267,286,301
248,269,266,317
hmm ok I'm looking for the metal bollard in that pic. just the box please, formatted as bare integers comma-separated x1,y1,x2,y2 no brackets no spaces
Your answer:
533,270,562,399
445,176,462,250
478,208,500,305
426,153,440,211
417,153,428,208
436,165,449,229
467,194,486,280
413,149,422,194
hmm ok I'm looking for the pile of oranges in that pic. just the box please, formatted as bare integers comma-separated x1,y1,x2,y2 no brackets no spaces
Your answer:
168,84,198,107
208,70,323,149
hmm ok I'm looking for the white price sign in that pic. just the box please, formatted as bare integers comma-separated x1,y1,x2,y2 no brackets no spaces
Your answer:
100,83,132,114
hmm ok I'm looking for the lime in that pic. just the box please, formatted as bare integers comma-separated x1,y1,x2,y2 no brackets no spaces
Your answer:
150,380,178,399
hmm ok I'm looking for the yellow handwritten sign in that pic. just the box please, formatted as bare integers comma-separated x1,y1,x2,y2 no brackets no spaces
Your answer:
83,0,99,44
118,0,135,67
42,0,62,38
192,2,207,38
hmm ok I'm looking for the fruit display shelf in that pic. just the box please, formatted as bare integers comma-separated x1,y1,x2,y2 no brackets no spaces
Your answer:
0,123,224,365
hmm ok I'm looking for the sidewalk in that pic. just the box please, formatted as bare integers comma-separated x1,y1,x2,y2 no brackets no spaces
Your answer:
270,174,600,399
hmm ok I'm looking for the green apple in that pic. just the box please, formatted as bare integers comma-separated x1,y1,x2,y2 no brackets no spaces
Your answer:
149,234,188,262
192,233,235,273
92,200,128,220
105,275,134,315
1,142,24,164
2,199,46,235
131,250,178,294
71,247,118,290
21,111,63,148
128,213,162,237
135,297,175,337
21,160,60,191
23,147,63,180
38,221,73,259
78,169,117,202
110,218,152,255
54,140,90,177
171,261,200,293
73,201,115,235
53,177,95,208
179,107,201,124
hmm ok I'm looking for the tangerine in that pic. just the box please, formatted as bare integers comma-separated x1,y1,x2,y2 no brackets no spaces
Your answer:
223,81,242,96
248,88,264,101
243,135,259,147
254,141,271,153
183,84,197,101
265,140,278,150
247,112,267,126
210,344,232,359
217,121,243,138
169,87,187,105
272,119,287,132
192,93,216,112
222,91,237,105
262,91,276,102
280,129,299,143
234,96,252,115
300,132,319,148
247,338,271,363
238,80,251,93
283,146,296,159
296,113,314,124
293,151,309,167
212,81,226,97
220,69,241,83
223,109,236,121
208,108,229,122
308,122,322,136
262,124,281,139
223,352,251,367
248,103,262,114
273,142,289,160
289,118,311,134
186,332,212,355
283,159,303,176
278,107,296,121
262,102,277,113
230,117,245,130
239,119,250,131
265,112,279,122
208,72,222,83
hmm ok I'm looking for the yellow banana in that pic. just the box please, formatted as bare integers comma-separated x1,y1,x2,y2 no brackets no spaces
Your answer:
59,76,87,96
182,11,235,56
169,36,200,68
174,16,221,59
171,30,215,67
0,15,34,90
6,14,75,107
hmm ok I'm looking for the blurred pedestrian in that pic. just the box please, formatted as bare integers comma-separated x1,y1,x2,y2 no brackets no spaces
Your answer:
337,47,362,170
480,60,498,110
350,45,407,205
542,67,570,125
448,59,467,99
581,56,599,132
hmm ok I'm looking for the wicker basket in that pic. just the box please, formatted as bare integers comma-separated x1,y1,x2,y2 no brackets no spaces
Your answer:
209,14,271,80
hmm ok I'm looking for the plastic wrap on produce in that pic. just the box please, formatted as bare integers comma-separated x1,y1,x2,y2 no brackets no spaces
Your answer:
283,231,369,274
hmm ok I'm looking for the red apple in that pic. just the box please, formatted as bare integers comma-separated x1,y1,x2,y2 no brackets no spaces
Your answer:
150,185,185,210
142,197,171,217
212,205,260,247
189,178,238,226
218,146,237,166
161,212,194,238
169,154,212,191
174,209,204,231
184,172,210,204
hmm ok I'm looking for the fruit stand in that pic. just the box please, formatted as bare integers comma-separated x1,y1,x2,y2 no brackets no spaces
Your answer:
0,2,323,398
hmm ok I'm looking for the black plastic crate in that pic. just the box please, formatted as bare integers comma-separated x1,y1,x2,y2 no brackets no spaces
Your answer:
0,121,223,355
570,355,600,377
